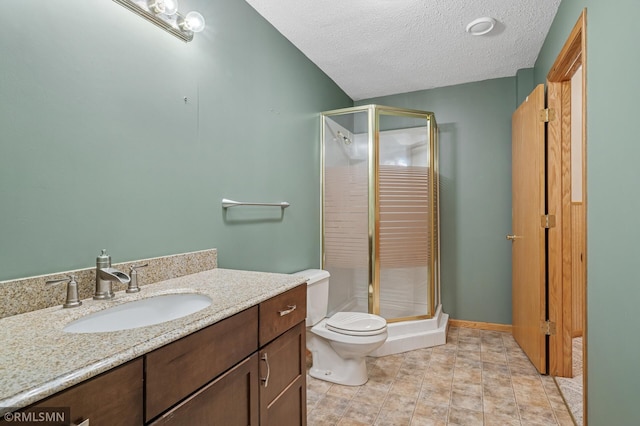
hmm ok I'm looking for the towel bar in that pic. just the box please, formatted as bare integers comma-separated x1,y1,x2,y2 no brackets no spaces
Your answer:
221,198,290,209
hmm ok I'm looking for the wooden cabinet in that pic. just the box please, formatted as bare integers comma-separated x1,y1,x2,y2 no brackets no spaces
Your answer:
148,285,307,426
10,284,306,426
259,322,306,426
146,284,306,425
29,359,143,426
145,306,258,422
257,285,307,426
150,354,259,426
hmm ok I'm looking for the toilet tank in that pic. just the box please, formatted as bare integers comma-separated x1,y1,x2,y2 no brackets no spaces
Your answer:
292,269,330,326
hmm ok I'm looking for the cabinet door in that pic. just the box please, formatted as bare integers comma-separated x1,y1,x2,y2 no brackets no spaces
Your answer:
150,354,259,426
259,322,306,426
28,358,143,426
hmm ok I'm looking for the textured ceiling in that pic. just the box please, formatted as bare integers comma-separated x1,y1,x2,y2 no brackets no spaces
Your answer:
245,0,561,100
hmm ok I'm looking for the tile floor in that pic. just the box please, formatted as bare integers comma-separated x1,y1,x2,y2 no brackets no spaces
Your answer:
307,326,575,425
555,337,583,425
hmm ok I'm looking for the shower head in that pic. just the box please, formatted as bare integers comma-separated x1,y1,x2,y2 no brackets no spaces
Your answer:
337,131,352,145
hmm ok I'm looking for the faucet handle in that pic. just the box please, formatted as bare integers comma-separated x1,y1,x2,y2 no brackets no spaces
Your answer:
46,275,72,286
127,263,149,293
46,275,82,308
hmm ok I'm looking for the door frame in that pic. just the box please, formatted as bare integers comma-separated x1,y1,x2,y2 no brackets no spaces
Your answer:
546,7,587,421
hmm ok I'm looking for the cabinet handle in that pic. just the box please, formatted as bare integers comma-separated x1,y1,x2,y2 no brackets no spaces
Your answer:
260,353,270,387
278,305,296,316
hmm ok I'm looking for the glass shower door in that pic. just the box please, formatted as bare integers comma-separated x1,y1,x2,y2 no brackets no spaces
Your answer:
376,113,432,320
322,110,370,316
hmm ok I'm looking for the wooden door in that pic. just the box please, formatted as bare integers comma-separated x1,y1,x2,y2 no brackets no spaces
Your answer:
511,84,547,374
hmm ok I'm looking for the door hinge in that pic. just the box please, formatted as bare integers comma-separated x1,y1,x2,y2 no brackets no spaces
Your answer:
540,108,556,122
541,214,556,228
541,320,557,336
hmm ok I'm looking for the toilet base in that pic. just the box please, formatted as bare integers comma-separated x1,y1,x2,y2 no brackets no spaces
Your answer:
309,352,369,386
307,330,375,386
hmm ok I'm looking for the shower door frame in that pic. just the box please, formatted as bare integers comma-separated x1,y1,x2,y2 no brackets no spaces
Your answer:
321,104,439,323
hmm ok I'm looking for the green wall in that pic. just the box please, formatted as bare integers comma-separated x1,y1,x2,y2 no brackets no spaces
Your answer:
515,68,535,107
0,0,351,280
535,1,640,424
358,77,516,325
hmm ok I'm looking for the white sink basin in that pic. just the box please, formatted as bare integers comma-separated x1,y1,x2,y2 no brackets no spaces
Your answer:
63,293,212,333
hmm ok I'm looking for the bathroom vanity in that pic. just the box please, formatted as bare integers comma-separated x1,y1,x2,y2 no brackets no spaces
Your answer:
0,268,307,426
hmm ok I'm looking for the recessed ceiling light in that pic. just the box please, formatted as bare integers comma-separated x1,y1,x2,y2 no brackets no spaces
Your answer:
466,17,496,36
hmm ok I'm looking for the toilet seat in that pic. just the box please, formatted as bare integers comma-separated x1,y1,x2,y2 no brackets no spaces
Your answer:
325,312,387,336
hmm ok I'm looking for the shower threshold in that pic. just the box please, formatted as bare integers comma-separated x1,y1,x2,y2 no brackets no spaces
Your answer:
370,305,448,357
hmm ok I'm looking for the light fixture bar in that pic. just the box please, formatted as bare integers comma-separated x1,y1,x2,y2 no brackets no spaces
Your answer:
113,0,194,42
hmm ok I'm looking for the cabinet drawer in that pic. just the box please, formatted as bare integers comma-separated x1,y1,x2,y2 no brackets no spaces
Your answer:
27,358,143,426
145,306,258,422
150,354,259,426
259,284,306,346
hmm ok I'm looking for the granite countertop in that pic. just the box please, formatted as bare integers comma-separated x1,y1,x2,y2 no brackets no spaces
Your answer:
0,268,306,413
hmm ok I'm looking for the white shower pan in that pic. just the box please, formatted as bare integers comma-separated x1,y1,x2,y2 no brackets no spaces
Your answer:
369,304,449,357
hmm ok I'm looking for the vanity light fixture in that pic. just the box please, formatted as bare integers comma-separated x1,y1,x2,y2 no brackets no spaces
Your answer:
465,17,496,36
113,0,206,42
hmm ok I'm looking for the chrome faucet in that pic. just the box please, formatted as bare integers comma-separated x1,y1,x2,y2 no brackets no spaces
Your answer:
94,249,131,300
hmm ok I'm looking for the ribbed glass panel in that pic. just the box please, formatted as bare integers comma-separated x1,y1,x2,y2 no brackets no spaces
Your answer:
323,112,369,315
322,107,438,321
379,166,430,267
378,120,431,319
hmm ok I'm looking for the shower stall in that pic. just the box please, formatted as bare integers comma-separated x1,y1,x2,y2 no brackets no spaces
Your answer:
321,105,448,356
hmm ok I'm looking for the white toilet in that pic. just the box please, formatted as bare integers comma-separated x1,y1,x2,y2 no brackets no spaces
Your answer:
294,269,388,386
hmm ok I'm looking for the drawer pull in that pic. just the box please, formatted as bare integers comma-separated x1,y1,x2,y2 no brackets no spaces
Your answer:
260,353,271,387
278,305,297,316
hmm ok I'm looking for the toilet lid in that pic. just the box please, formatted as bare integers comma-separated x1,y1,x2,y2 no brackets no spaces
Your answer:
325,312,387,336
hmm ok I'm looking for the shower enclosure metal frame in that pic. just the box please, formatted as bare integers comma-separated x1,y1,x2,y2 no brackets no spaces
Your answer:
321,104,440,323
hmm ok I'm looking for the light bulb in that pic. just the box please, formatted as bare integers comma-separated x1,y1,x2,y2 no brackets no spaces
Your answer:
183,11,205,33
148,0,179,16
162,0,179,16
